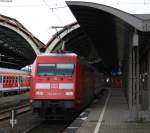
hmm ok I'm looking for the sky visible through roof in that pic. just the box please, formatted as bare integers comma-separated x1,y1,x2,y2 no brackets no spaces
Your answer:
0,0,150,44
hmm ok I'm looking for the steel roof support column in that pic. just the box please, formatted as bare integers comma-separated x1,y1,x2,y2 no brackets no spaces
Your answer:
148,49,150,117
128,45,134,120
122,53,129,100
128,32,140,121
134,46,140,117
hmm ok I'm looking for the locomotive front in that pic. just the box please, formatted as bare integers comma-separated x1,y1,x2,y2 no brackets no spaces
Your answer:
30,53,78,119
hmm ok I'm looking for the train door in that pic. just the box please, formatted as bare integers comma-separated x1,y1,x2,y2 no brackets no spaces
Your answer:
0,76,2,96
3,76,9,95
18,76,21,94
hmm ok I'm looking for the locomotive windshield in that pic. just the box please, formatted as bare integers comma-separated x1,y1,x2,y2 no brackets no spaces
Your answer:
38,64,56,76
38,64,74,76
56,64,74,76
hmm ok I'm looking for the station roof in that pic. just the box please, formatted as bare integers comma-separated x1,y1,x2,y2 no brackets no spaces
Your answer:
0,14,45,69
46,22,112,72
65,1,150,72
46,1,150,73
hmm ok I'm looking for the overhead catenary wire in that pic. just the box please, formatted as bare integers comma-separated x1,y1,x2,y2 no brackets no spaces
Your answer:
42,0,69,50
43,0,64,26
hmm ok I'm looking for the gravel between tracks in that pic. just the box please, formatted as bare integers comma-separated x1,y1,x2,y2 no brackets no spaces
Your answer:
0,92,29,111
0,112,43,133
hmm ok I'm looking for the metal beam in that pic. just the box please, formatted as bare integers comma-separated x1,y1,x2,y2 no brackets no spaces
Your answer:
66,1,147,31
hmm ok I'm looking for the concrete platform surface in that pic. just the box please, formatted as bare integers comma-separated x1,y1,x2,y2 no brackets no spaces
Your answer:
76,88,150,133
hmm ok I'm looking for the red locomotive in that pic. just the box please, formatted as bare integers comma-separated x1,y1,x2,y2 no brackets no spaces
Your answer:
30,53,105,119
0,68,30,96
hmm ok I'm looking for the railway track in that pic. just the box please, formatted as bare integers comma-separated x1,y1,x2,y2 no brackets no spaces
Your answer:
23,92,106,133
24,120,70,133
0,103,72,133
0,103,30,121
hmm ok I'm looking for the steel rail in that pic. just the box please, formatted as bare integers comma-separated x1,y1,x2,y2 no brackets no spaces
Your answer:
0,103,30,121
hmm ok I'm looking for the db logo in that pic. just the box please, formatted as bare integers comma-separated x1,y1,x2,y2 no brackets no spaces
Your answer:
51,83,59,88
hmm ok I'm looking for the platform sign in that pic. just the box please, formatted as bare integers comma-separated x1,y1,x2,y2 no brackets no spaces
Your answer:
111,68,118,76
111,65,122,76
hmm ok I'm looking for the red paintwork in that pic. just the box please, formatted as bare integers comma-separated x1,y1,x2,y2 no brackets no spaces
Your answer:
30,53,104,113
111,76,122,88
0,69,30,95
30,54,76,100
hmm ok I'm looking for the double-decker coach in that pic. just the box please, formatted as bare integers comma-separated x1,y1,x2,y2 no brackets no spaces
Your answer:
30,52,104,119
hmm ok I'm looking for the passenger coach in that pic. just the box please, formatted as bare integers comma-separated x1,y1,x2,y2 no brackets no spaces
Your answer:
0,68,30,96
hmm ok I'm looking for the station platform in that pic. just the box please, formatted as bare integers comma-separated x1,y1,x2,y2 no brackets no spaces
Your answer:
66,88,150,133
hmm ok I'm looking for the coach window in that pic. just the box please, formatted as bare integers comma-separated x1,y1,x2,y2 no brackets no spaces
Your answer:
4,77,7,84
14,77,16,84
12,77,15,84
3,76,6,83
20,77,23,83
7,77,9,84
22,77,25,83
38,64,56,76
9,77,11,84
56,64,74,76
5,77,7,83
27,78,30,84
8,77,10,83
0,76,2,83
15,77,18,83
9,77,12,84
